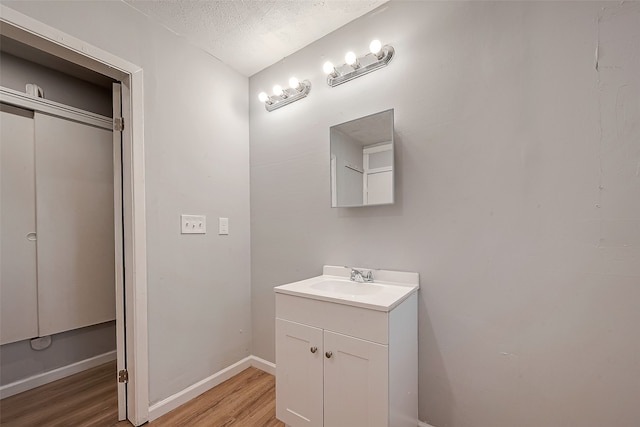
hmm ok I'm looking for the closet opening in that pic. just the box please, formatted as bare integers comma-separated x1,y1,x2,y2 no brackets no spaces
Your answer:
0,7,149,426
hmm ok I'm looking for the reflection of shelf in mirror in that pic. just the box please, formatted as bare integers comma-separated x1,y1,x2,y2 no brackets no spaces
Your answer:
345,163,364,174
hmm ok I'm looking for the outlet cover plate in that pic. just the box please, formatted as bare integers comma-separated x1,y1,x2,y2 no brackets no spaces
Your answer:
219,217,229,235
181,214,206,234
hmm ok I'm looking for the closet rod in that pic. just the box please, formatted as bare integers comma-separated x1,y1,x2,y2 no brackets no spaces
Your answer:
345,163,364,174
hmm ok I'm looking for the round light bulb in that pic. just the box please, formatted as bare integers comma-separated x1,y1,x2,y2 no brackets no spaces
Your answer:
289,77,300,89
369,39,382,55
273,85,283,96
345,51,357,65
323,61,335,75
258,92,269,103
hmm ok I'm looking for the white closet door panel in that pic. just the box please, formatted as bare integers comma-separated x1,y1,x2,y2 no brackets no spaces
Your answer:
0,106,39,345
113,82,127,421
35,112,115,336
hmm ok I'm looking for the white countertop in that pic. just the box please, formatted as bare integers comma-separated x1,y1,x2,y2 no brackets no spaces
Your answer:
273,265,419,312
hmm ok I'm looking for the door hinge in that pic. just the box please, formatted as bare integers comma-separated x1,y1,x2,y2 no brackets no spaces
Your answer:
118,369,128,383
113,117,124,132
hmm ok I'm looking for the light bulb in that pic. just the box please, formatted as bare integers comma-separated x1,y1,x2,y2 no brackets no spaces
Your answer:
369,39,382,55
345,51,357,65
289,77,300,89
323,61,335,75
273,85,283,96
258,92,269,103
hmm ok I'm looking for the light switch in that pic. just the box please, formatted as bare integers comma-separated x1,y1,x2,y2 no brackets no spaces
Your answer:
219,217,229,235
181,214,206,234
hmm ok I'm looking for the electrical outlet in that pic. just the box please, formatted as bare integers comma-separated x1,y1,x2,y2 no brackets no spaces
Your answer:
181,214,206,234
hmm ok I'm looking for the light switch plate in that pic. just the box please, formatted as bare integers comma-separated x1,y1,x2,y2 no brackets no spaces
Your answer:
219,217,229,235
181,214,206,234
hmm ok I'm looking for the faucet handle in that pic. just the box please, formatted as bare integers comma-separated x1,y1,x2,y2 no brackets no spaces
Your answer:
350,268,373,283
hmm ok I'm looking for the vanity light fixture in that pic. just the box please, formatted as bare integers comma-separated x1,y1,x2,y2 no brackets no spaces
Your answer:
344,51,359,69
323,39,395,87
258,77,311,112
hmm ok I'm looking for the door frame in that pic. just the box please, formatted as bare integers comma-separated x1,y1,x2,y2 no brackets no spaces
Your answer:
0,5,150,425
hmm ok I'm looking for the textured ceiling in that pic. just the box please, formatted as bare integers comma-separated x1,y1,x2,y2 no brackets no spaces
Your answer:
123,0,387,77
334,109,393,146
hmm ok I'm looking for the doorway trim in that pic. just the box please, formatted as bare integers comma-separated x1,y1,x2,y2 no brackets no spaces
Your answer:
0,5,150,425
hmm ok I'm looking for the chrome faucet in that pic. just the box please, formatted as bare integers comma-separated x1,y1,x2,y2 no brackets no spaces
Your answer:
350,268,374,283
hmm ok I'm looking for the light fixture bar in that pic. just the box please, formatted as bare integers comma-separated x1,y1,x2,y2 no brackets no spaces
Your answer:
326,44,395,87
263,79,311,112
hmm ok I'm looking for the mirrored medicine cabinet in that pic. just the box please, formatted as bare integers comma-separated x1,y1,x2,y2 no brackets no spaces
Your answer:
330,109,394,207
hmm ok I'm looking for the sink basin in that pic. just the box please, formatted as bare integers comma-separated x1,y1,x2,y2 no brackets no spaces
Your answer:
274,266,419,311
310,280,383,296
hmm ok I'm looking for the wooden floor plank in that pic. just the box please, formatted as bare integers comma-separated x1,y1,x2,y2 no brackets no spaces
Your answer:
1,361,118,426
1,362,284,427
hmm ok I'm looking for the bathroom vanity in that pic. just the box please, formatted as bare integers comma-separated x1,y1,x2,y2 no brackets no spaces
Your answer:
274,265,419,427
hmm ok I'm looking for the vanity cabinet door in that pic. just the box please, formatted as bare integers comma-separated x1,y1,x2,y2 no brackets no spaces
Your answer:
323,330,389,427
276,318,324,427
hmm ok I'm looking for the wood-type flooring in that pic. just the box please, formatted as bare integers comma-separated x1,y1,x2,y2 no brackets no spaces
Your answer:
0,360,284,427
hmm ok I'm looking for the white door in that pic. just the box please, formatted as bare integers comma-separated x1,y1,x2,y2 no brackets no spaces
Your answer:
113,83,127,421
34,112,116,336
276,318,324,427
0,105,38,345
323,331,388,427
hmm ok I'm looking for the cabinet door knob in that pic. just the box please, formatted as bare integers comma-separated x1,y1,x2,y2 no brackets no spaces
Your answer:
310,346,317,354
325,351,333,359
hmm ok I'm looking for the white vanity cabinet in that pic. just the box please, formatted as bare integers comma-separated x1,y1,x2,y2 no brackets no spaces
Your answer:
275,266,418,427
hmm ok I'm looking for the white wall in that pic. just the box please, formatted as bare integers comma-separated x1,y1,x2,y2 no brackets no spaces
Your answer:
250,2,640,426
331,128,364,206
0,322,115,385
0,52,112,116
3,0,252,406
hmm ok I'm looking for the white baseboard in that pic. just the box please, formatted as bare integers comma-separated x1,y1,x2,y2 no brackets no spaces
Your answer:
148,354,276,422
0,350,117,399
418,421,436,427
248,354,276,375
